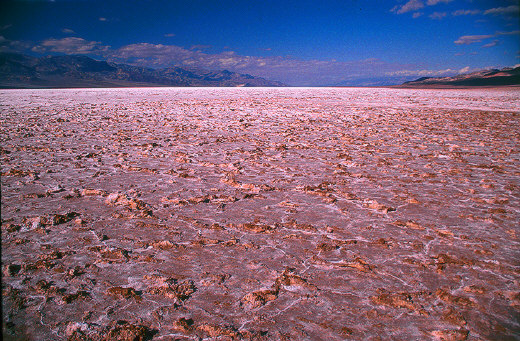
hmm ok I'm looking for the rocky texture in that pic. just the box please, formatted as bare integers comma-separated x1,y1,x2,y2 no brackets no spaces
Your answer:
0,52,285,88
1,87,519,340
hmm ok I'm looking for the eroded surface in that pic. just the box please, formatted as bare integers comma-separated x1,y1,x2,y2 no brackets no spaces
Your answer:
1,87,519,340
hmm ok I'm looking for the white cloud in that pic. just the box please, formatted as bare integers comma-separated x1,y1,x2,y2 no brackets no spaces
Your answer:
0,37,34,53
106,42,411,86
164,33,175,37
482,40,500,48
386,66,474,78
32,37,110,54
496,30,520,36
385,68,459,77
429,12,447,20
455,30,519,45
110,43,195,65
458,66,471,73
427,0,453,5
391,0,424,14
190,44,212,51
392,0,454,16
62,28,75,34
99,17,107,22
454,34,494,45
452,9,481,16
484,5,519,15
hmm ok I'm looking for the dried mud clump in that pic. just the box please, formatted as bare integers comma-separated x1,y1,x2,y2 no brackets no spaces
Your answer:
102,320,156,341
91,246,131,262
3,286,28,310
441,307,467,327
435,288,476,308
3,264,22,276
242,288,280,308
173,317,195,332
62,290,91,304
147,279,197,304
370,289,428,315
231,222,275,233
197,323,268,340
52,212,80,225
81,188,107,196
66,320,156,341
106,287,142,302
197,323,241,338
105,192,152,216
338,257,374,272
274,268,317,292
243,268,316,308
429,328,469,341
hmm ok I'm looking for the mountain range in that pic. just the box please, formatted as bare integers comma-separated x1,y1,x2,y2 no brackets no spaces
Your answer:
0,53,285,88
1,52,518,88
398,66,520,88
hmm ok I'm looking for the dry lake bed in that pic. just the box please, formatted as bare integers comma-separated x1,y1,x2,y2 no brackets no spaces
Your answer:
1,87,519,340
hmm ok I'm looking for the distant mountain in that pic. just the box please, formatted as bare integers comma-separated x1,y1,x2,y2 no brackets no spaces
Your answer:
333,76,413,87
398,66,520,88
0,53,286,88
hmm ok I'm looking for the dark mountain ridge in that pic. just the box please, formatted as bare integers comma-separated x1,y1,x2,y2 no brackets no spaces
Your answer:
0,52,285,88
398,66,520,88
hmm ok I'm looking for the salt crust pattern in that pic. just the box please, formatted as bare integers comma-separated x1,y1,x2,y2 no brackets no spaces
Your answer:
1,87,519,340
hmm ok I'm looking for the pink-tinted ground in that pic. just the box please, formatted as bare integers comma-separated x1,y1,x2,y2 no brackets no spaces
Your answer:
1,87,519,340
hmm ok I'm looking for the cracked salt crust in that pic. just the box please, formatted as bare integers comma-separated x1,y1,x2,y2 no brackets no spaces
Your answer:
1,87,519,340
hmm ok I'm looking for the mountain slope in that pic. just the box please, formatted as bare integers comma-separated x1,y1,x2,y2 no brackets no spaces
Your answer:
399,66,520,88
0,53,285,88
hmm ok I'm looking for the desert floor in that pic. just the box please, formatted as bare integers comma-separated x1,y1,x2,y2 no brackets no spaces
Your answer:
1,87,519,340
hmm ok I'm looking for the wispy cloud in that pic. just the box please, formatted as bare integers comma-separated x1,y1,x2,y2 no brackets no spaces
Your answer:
496,30,520,36
190,44,212,51
31,37,110,54
392,0,454,15
452,9,481,16
105,42,412,85
99,17,107,22
385,65,467,77
484,5,519,16
429,12,447,20
426,0,453,5
454,30,519,45
458,66,470,73
482,40,500,48
391,0,424,14
164,33,175,37
454,34,494,45
0,37,33,53
61,28,75,34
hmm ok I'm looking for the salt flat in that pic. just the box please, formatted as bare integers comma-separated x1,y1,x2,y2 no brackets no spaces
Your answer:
1,87,519,340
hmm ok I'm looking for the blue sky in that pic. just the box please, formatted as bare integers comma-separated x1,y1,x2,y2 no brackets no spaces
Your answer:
1,0,518,85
